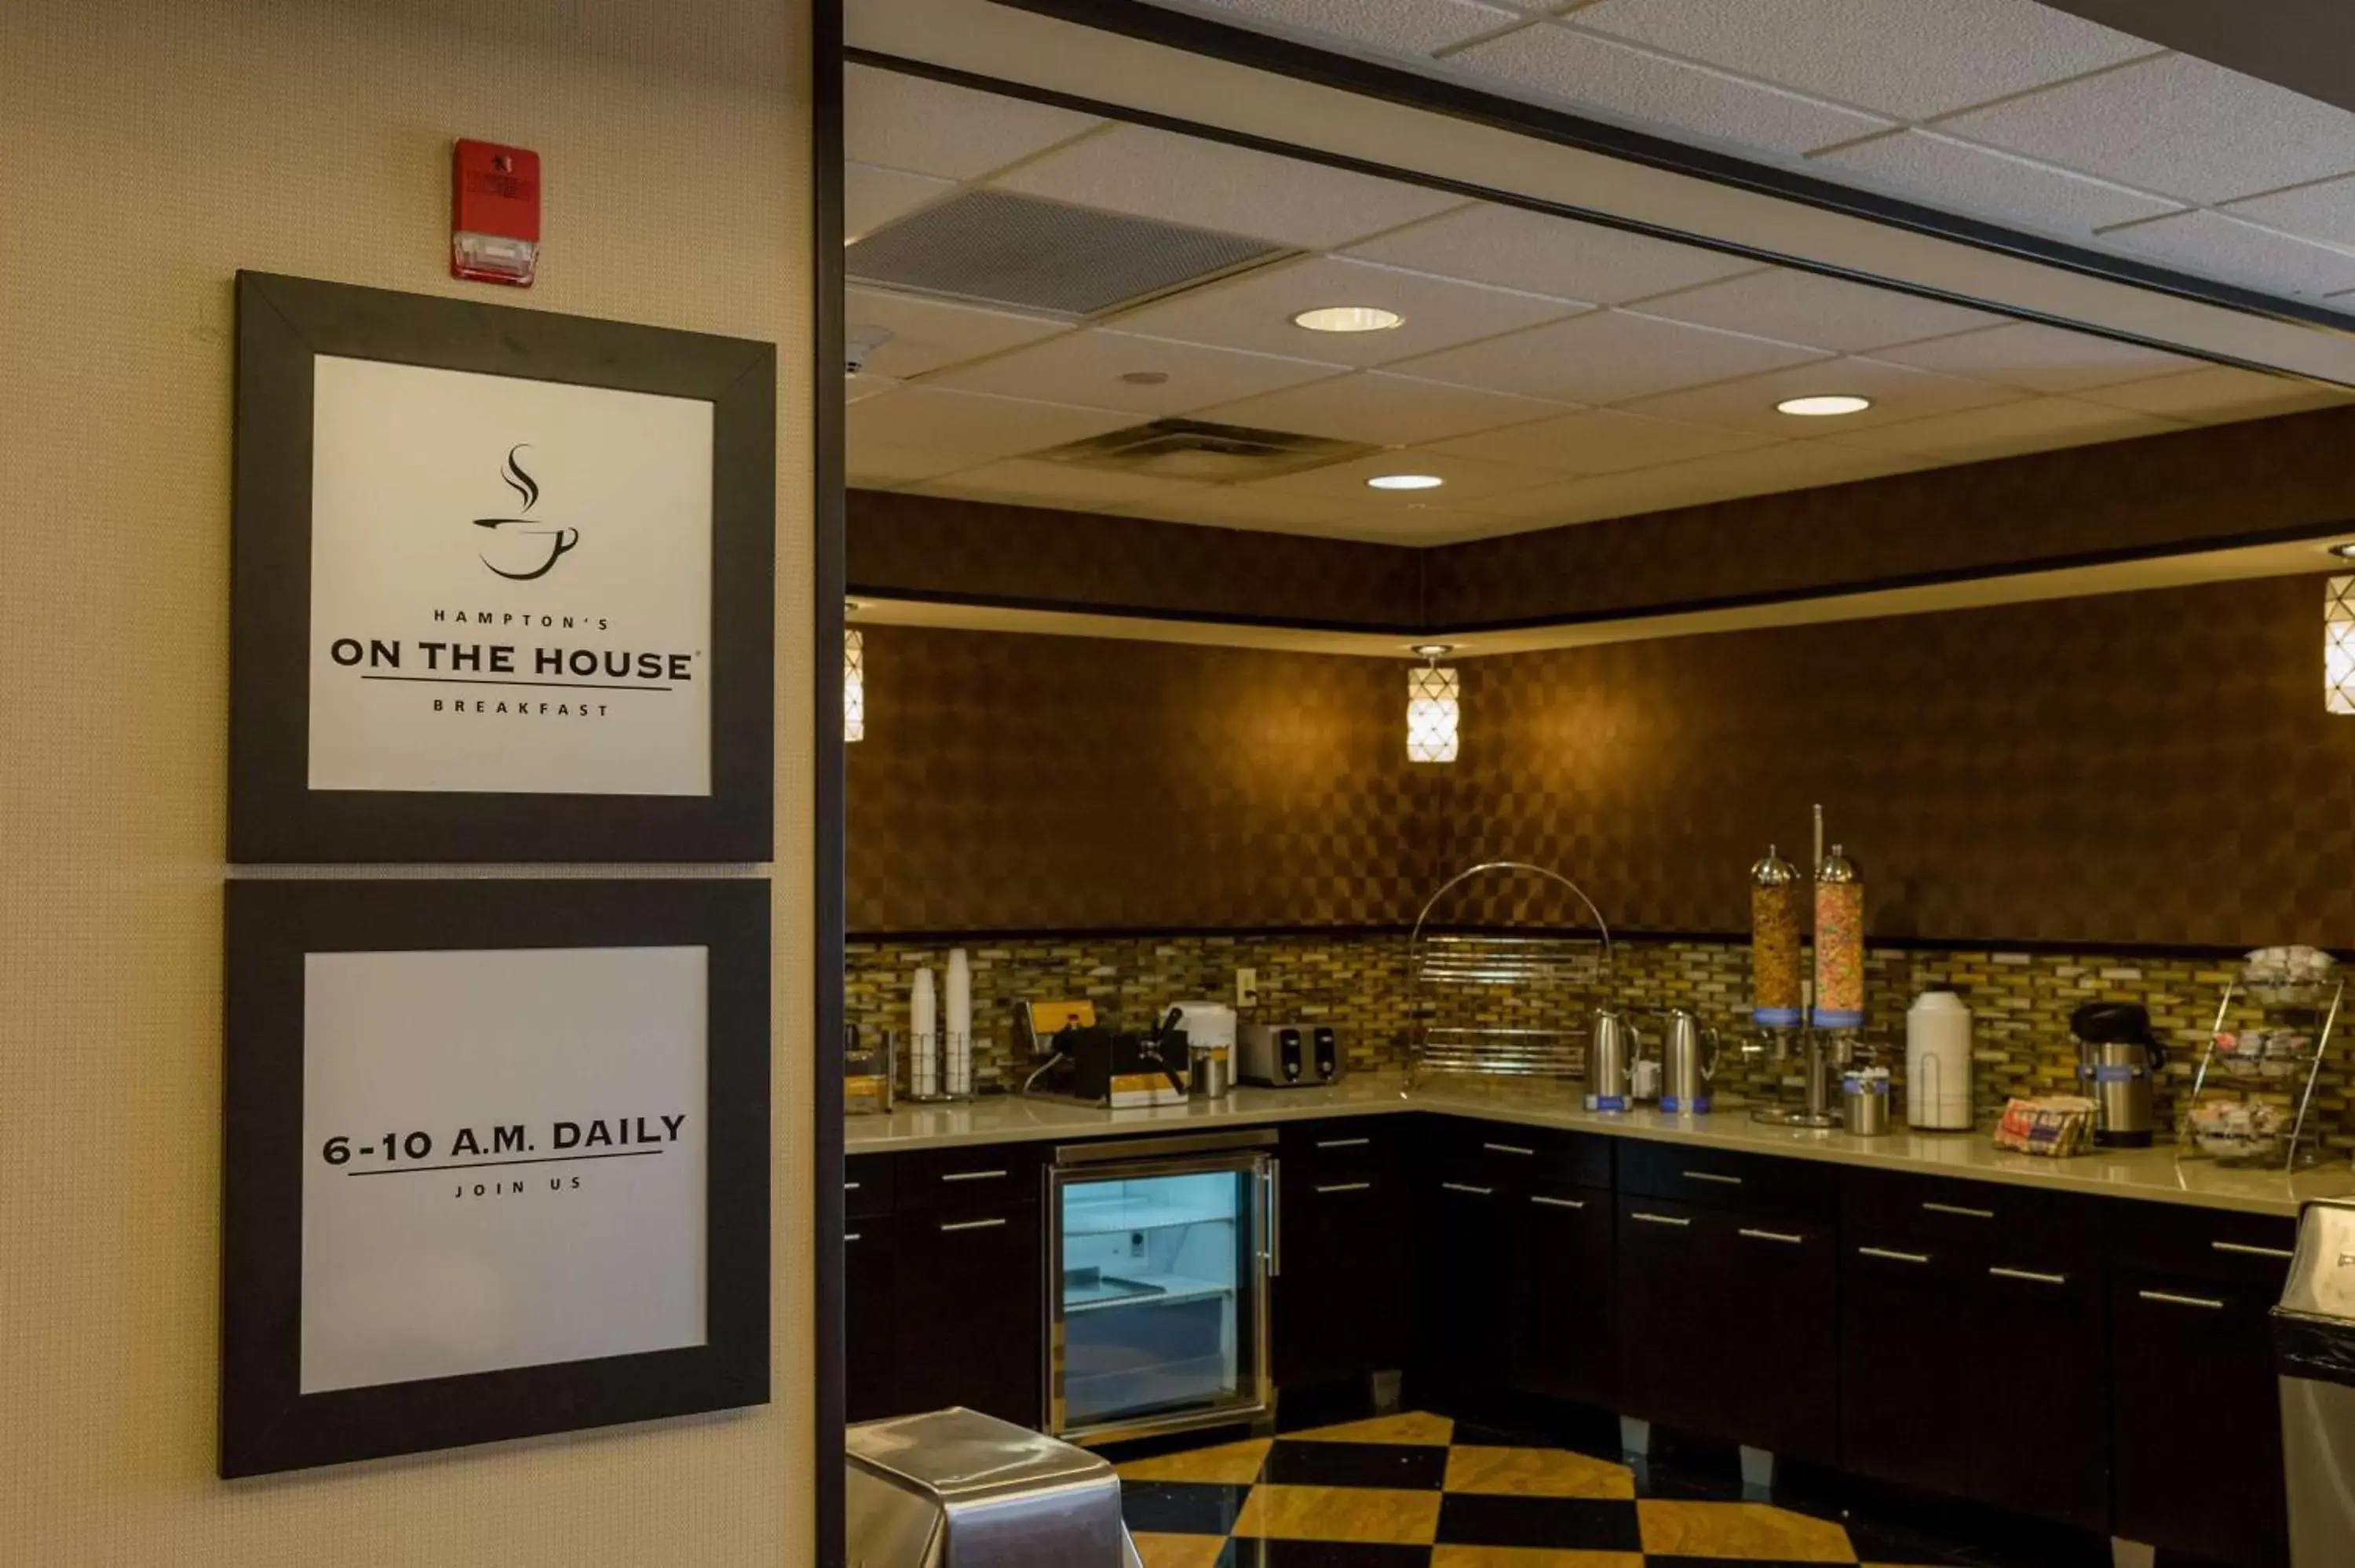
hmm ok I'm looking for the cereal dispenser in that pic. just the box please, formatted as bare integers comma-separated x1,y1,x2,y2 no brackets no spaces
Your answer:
1750,846,1803,1030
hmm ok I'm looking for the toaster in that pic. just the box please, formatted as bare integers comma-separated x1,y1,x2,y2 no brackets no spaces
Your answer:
1237,1023,1342,1088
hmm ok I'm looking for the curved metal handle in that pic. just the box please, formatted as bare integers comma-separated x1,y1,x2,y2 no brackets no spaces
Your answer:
1702,1025,1722,1081
1408,860,1612,962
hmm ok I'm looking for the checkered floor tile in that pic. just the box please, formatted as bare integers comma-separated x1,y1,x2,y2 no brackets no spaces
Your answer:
1115,1413,1946,1568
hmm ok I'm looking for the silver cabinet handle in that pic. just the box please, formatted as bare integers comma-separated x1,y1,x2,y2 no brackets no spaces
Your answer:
845,1180,861,1191
1740,1227,1805,1245
1530,1194,1586,1210
845,1231,861,1243
1922,1201,1995,1219
1440,1182,1494,1197
938,1216,1008,1233
1315,1180,1371,1194
1630,1211,1692,1227
1683,1170,1743,1185
2213,1240,2295,1260
2140,1289,2226,1311
939,1169,1008,1183
1989,1265,2068,1285
1859,1245,1932,1264
1267,1156,1282,1279
1315,1136,1371,1150
1484,1142,1536,1156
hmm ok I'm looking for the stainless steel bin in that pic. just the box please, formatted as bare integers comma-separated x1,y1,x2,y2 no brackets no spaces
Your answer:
847,1406,1145,1568
2276,1198,2355,1566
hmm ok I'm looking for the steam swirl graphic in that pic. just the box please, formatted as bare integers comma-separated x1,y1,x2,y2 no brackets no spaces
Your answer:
500,444,540,512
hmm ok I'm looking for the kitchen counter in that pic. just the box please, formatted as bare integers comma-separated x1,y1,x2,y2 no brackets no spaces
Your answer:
845,1072,2355,1217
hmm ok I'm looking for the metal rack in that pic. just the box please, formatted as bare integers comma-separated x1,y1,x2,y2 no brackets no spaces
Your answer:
1405,861,1612,1088
2182,977,2343,1171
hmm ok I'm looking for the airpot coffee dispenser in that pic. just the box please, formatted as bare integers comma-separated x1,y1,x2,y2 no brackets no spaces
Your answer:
2072,1001,2164,1147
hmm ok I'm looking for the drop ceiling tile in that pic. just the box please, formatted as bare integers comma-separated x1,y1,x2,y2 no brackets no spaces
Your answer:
922,330,1346,414
847,385,1136,465
1447,24,1894,158
1423,407,1778,472
846,162,956,243
1806,129,2182,239
1456,439,1919,523
1166,0,1524,54
1198,370,1572,446
1937,53,2355,206
1112,486,1362,531
1391,308,1828,404
1236,449,1561,505
2222,174,2355,251
1821,395,2185,461
1629,267,2005,352
845,64,1101,181
1566,0,2152,120
846,434,969,487
2094,209,2355,299
844,371,900,405
1342,202,1763,304
1108,255,1587,367
844,288,1072,379
1316,504,1536,544
991,124,1464,248
911,459,1213,509
1617,354,2027,436
2072,366,2355,422
1871,321,2201,393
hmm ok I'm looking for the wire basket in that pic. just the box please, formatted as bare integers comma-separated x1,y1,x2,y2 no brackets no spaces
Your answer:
1407,861,1612,1087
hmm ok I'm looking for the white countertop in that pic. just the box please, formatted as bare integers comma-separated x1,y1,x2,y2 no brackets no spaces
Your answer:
846,1073,2354,1217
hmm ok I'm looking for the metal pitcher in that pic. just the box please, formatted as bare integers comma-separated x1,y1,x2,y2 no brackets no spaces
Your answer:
1588,1008,1638,1111
1660,1009,1719,1114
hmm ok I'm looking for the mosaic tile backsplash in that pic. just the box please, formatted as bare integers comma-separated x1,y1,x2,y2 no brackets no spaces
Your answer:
845,932,2351,1150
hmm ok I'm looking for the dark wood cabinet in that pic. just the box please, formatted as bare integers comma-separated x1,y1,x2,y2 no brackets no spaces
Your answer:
1418,1168,1513,1394
894,1203,1044,1429
1616,1194,1729,1439
1972,1259,2108,1530
1840,1231,1975,1493
1275,1150,1408,1387
1723,1214,1840,1464
845,1213,900,1424
1506,1180,1616,1407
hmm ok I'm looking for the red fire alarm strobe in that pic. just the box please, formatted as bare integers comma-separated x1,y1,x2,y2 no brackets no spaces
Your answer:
452,138,539,286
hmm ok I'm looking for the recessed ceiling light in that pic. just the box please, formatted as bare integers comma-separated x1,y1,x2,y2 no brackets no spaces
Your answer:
1409,643,1457,658
1292,305,1404,334
1119,370,1170,386
1776,394,1872,417
1367,473,1444,490
2330,542,2355,560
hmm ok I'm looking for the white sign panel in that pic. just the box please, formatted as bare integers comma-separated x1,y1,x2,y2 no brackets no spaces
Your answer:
299,945,709,1395
307,356,714,797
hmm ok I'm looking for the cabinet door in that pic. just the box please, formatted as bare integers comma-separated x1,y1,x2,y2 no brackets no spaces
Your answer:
1723,1216,1840,1464
899,1206,1044,1429
1616,1196,1729,1438
1507,1184,1615,1407
1276,1165,1407,1388
2111,1272,2287,1567
1841,1232,1974,1492
1418,1175,1511,1393
845,1215,900,1424
1972,1261,2107,1531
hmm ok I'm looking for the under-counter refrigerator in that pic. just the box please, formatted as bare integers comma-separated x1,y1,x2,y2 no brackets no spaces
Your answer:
1046,1129,1276,1444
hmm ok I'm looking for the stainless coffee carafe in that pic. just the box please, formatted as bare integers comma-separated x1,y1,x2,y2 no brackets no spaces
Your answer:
1587,1008,1638,1111
1660,1009,1720,1114
2071,1001,2163,1148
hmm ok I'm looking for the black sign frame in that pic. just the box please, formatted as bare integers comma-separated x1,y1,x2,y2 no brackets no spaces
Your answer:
230,272,776,863
221,877,771,1477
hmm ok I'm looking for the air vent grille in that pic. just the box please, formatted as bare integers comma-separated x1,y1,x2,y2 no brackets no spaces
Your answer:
1029,418,1377,482
846,189,1291,318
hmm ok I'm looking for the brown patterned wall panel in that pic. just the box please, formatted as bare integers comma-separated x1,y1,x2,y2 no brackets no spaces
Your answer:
847,625,1446,932
848,490,1422,627
851,575,2355,950
1426,406,2355,626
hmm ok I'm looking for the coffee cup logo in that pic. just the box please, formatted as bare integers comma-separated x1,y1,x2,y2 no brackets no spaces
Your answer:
472,445,579,581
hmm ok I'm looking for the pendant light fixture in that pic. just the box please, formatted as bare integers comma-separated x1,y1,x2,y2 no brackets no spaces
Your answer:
1407,644,1459,764
844,611,867,742
2328,577,2355,716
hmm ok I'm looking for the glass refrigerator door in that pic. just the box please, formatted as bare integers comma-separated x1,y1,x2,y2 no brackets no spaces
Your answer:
1053,1158,1266,1439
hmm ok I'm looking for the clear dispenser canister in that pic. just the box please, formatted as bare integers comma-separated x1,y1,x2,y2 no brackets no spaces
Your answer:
1750,847,1803,1028
1813,844,1865,1029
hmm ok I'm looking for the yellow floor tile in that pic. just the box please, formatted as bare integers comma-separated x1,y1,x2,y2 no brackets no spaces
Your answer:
1116,1437,1271,1485
1232,1482,1444,1544
1130,1532,1232,1568
1442,1445,1636,1499
1430,1549,1646,1567
1637,1500,1854,1562
1284,1410,1455,1446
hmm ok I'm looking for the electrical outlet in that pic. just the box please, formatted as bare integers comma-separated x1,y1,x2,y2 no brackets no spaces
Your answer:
1236,968,1259,1008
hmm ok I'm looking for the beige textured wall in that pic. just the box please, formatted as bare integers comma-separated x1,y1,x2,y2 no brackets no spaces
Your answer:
0,2,815,1562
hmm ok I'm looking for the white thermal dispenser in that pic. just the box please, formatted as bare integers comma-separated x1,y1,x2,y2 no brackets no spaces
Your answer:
1905,990,1974,1131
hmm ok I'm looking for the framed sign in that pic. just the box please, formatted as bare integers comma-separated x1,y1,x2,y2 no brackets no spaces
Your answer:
221,877,769,1476
230,272,775,862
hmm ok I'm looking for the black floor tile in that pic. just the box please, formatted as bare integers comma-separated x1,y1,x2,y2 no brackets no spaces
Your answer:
1433,1493,1644,1552
1274,1381,1386,1435
1119,1479,1253,1536
1222,1541,1432,1567
1261,1439,1449,1490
